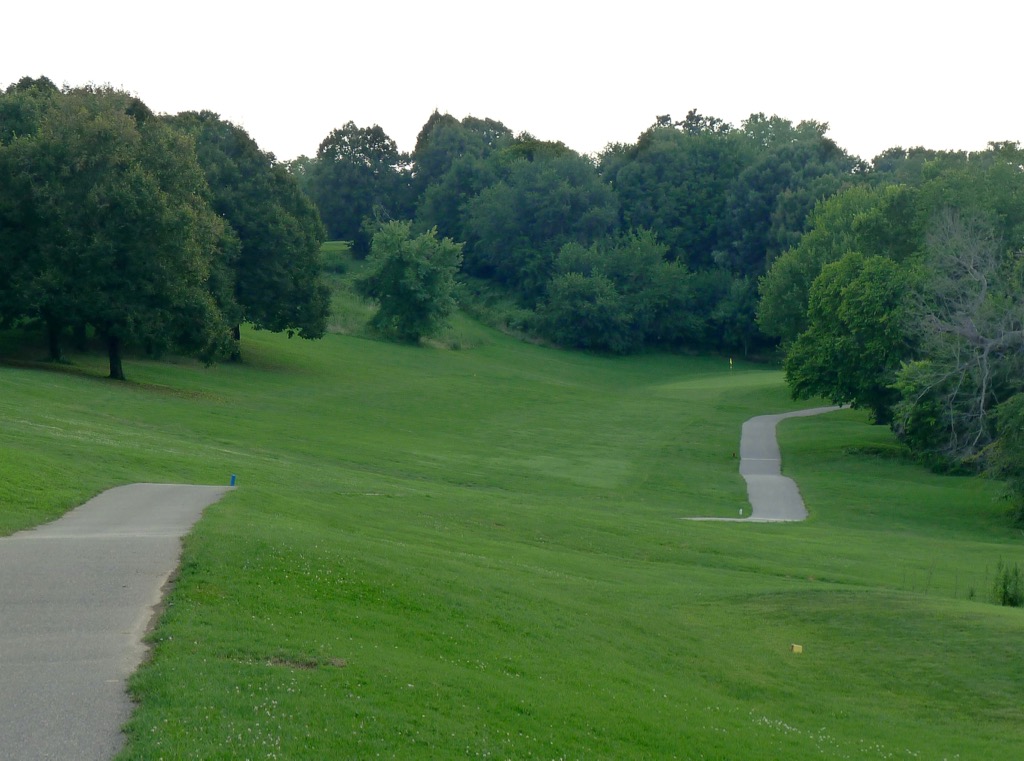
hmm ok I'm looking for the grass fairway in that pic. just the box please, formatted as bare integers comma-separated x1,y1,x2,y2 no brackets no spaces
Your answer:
2,319,1023,759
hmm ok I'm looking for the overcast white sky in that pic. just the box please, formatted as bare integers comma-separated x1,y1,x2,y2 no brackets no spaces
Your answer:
4,1,1020,163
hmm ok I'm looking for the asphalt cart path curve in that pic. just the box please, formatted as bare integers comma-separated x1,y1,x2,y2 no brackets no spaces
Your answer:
0,483,231,761
688,406,841,523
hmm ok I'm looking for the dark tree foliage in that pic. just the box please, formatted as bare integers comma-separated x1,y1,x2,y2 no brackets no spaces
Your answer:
538,230,698,353
0,76,59,143
719,116,861,276
412,112,511,242
355,221,463,343
411,111,463,189
462,144,619,300
0,87,236,378
415,154,497,243
539,271,631,352
0,77,60,328
165,111,330,349
600,112,752,270
867,146,969,186
279,154,317,198
310,121,410,254
784,252,915,424
763,142,1024,354
911,142,1024,249
597,112,861,354
759,184,922,344
411,111,510,196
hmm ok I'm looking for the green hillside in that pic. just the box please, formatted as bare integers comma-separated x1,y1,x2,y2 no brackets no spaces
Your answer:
1,313,1022,759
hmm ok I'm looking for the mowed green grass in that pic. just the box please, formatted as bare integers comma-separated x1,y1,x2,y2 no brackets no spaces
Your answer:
2,318,1023,759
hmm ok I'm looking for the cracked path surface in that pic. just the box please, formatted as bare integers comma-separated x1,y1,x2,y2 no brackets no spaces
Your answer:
689,406,840,523
0,483,231,761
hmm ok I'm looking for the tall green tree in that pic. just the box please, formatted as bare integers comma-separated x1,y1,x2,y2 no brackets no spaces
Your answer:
166,112,330,352
355,221,463,343
410,111,510,196
411,112,512,243
462,145,619,299
1,87,236,379
0,76,59,143
599,111,752,269
0,77,60,337
310,121,409,253
538,230,696,353
758,184,921,344
784,252,916,423
719,116,860,276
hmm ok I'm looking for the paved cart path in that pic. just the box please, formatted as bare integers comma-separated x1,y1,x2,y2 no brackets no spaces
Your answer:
689,406,841,523
0,483,231,761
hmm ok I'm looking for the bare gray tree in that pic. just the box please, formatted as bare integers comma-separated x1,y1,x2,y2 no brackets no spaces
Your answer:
895,210,1024,461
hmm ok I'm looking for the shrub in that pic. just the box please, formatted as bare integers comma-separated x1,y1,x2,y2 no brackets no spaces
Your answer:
992,559,1024,607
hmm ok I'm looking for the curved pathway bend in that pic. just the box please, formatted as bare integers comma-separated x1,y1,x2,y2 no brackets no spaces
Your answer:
688,406,841,523
0,483,231,761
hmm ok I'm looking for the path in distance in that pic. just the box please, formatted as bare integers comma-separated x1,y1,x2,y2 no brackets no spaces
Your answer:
688,406,840,522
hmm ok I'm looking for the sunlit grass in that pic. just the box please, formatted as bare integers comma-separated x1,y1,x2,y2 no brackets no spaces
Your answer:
1,298,1022,758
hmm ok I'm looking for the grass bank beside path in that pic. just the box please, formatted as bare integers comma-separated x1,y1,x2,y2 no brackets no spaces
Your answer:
2,321,1023,759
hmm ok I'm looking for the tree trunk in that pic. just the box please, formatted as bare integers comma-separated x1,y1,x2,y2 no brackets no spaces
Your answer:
72,321,88,350
107,335,125,381
229,324,242,362
45,317,64,363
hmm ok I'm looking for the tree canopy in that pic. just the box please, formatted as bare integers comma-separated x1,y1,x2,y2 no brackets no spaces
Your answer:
0,86,236,378
0,81,331,378
355,221,463,343
165,111,330,350
5,77,1024,520
308,121,410,254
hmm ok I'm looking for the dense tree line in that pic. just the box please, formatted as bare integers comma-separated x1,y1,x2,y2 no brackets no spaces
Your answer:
3,76,1021,517
758,142,1024,518
292,108,861,356
0,78,329,379
290,108,1023,517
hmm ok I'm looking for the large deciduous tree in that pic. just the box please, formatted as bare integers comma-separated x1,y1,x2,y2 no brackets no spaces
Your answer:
309,121,409,254
462,144,619,300
355,221,463,343
1,87,236,379
720,115,860,277
784,252,915,423
0,76,59,143
411,111,510,196
892,212,1024,462
758,184,921,344
411,112,511,245
0,77,60,335
599,111,751,270
165,111,330,353
538,230,696,353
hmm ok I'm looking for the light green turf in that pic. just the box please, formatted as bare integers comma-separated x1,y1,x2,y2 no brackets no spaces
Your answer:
1,318,1022,759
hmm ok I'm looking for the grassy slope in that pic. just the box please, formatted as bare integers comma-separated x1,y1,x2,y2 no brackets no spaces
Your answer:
1,314,1023,759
